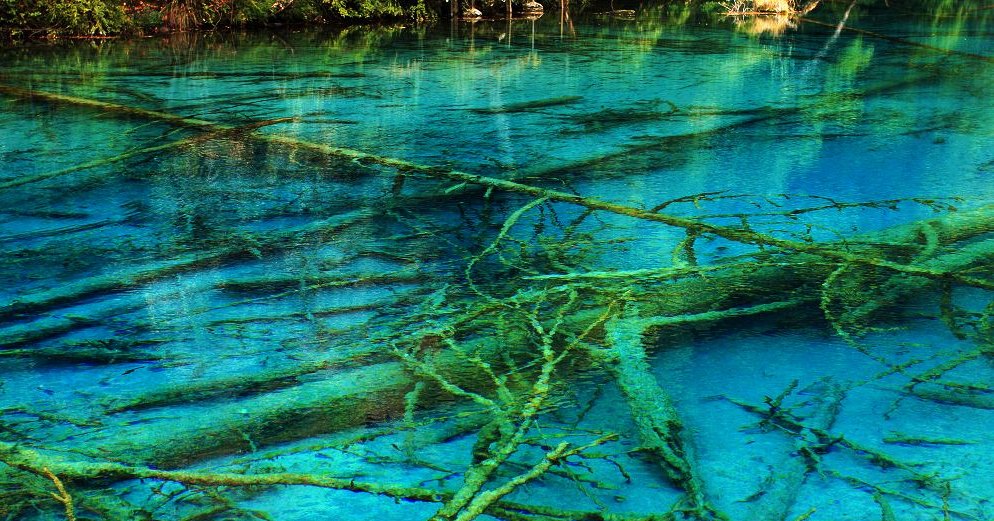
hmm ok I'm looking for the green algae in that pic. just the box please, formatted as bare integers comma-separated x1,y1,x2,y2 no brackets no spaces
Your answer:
467,96,585,114
3,14,994,521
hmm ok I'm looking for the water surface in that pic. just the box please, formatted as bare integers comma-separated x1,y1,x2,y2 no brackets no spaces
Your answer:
2,7,994,521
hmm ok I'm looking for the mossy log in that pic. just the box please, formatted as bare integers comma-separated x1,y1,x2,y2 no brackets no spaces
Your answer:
841,238,994,328
0,440,665,521
882,432,975,446
601,316,719,519
744,382,843,521
5,83,994,488
79,362,422,467
0,209,371,326
102,351,394,414
906,383,994,411
23,203,992,470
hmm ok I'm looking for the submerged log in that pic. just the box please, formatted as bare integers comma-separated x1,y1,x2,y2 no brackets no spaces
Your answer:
0,117,294,191
744,381,844,521
80,362,420,467
12,199,989,470
524,72,939,180
0,341,165,365
906,383,994,411
882,432,976,446
102,351,393,414
4,83,994,491
842,239,994,327
0,439,659,521
6,83,994,295
467,96,581,114
601,316,720,518
0,209,371,324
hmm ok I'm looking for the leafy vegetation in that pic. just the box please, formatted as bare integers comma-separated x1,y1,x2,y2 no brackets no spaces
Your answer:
0,0,440,36
0,0,127,36
1,0,984,37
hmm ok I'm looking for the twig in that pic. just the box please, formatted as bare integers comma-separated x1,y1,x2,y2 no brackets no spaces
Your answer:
42,467,76,521
453,435,618,521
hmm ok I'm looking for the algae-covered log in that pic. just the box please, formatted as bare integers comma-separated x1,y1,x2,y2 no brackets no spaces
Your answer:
6,83,994,293
0,209,371,323
102,356,383,414
34,201,994,469
905,383,994,411
600,316,721,519
837,239,994,330
744,381,844,521
0,439,653,521
82,362,419,467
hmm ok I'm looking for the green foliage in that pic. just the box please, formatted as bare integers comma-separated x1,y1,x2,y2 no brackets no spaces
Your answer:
275,0,325,22
158,0,278,29
204,0,274,26
130,6,162,29
55,0,127,33
698,1,724,14
409,0,437,23
0,0,431,36
0,0,126,35
321,0,403,20
0,0,43,30
3,0,980,37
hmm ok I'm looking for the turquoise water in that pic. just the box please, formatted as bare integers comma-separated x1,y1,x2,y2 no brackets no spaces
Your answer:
2,5,994,520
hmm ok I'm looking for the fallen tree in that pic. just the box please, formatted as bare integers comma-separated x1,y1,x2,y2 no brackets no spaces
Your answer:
2,83,994,521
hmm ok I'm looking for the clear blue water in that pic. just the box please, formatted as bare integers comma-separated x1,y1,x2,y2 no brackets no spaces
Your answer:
2,5,994,520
